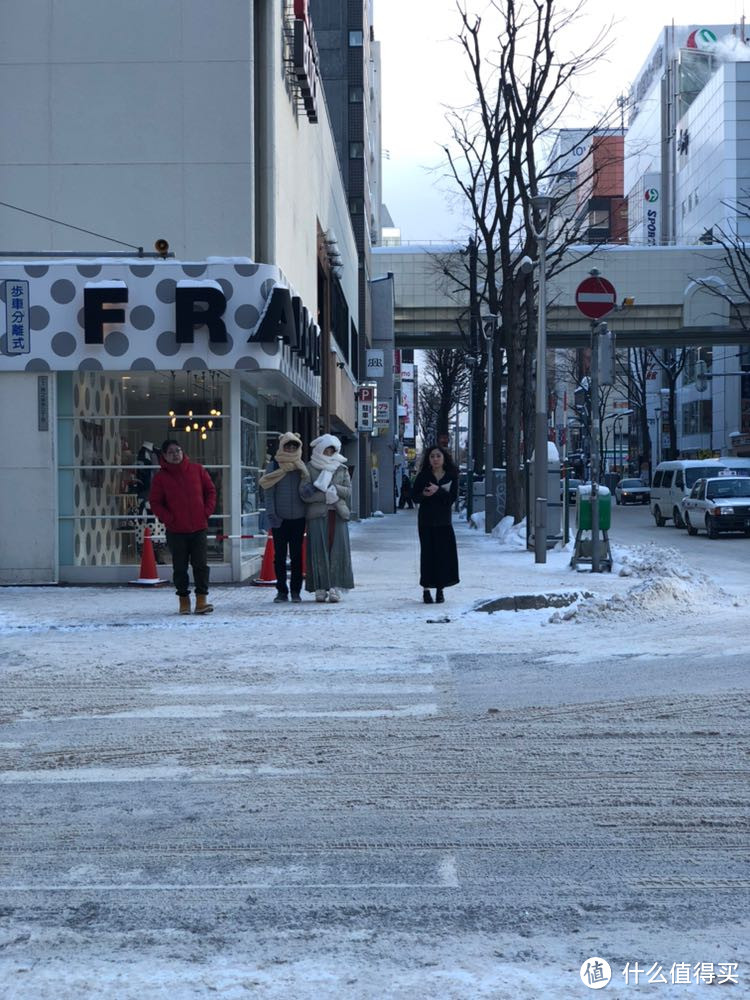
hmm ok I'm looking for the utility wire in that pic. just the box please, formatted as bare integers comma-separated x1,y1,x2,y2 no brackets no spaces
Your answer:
0,199,143,251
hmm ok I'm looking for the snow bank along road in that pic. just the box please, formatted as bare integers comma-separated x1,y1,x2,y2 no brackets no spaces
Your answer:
0,513,748,998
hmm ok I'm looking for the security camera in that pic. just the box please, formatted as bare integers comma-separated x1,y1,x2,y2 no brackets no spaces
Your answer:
337,362,346,370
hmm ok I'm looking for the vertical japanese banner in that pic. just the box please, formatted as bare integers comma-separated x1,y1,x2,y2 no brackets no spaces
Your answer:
357,385,375,432
5,280,30,354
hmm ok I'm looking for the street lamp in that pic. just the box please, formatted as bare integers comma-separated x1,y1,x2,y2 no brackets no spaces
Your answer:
603,409,633,475
481,314,498,533
614,409,633,474
530,193,553,564
654,407,662,466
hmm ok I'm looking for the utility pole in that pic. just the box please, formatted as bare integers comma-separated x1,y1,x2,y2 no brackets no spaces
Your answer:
590,320,602,573
466,236,479,519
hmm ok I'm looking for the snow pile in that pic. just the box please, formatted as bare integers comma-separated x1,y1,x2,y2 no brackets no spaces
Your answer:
611,542,695,579
468,514,527,548
491,515,527,549
550,543,732,625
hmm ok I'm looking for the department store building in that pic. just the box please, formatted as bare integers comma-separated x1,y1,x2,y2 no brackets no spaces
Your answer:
0,257,323,584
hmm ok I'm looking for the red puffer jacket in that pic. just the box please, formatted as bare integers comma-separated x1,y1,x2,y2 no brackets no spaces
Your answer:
149,454,217,534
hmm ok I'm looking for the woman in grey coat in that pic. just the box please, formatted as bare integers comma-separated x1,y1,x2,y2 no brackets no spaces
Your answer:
300,434,354,603
259,432,309,602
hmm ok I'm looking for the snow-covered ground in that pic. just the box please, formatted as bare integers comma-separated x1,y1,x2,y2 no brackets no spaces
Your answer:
1,511,748,998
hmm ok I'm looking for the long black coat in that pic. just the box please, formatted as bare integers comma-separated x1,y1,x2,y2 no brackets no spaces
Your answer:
412,469,459,588
412,469,458,525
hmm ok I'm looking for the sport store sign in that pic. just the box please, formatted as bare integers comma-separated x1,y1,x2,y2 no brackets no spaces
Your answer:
0,259,321,379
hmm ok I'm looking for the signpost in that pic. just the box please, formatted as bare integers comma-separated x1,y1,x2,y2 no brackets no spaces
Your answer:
574,273,617,573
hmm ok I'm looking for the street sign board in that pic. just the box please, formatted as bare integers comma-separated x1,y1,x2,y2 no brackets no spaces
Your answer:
575,275,617,319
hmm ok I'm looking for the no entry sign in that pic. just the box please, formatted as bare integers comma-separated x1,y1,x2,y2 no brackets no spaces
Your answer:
575,275,617,319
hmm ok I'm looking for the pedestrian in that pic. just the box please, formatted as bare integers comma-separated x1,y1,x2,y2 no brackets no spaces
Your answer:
301,434,354,603
259,431,309,603
398,471,414,509
149,440,217,615
412,445,459,604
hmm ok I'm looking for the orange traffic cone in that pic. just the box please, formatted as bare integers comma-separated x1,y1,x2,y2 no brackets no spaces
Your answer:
252,534,277,585
129,526,166,586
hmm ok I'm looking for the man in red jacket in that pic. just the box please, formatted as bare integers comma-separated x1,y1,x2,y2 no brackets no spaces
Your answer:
149,440,217,615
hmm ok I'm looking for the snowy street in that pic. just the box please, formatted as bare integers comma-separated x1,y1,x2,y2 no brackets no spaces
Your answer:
1,510,748,998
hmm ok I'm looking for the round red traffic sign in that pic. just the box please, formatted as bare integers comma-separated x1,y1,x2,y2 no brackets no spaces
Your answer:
575,275,617,319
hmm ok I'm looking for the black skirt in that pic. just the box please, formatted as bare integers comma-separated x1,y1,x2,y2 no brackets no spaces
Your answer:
418,522,459,588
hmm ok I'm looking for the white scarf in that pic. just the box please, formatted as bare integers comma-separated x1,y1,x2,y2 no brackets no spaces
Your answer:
310,434,347,490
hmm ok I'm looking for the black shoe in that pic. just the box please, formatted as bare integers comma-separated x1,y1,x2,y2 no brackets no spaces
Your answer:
290,593,302,603
423,590,434,604
273,593,289,603
435,589,445,603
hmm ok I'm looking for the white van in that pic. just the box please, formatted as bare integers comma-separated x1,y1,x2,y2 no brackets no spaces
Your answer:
650,459,728,527
721,457,750,475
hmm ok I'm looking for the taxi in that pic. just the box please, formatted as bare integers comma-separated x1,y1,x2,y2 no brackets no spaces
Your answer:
680,474,750,538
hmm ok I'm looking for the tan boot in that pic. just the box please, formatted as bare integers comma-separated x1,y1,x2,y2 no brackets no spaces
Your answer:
178,595,191,615
194,594,214,615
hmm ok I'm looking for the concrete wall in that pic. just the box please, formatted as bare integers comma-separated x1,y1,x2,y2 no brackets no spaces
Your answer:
0,0,358,323
0,0,255,257
0,373,57,583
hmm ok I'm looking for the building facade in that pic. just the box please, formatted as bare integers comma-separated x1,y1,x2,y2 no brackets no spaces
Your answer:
0,0,364,583
311,0,384,515
624,23,750,463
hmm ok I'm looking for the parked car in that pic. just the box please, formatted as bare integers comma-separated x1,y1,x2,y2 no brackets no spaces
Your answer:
614,478,650,505
649,459,728,527
680,474,750,538
560,478,583,503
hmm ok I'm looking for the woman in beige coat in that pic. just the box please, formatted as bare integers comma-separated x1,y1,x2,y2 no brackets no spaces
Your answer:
300,434,354,603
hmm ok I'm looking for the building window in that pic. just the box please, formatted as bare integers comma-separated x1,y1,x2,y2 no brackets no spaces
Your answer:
240,387,264,560
349,86,364,103
349,142,364,159
349,197,364,214
56,370,230,569
350,320,359,379
681,399,712,436
349,30,363,45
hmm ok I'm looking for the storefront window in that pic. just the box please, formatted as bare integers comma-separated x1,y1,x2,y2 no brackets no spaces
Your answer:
57,371,229,567
240,387,263,558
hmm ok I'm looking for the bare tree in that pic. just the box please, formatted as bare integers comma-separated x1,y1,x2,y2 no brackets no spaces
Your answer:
692,193,750,330
441,0,615,520
417,349,470,448
616,347,655,477
647,348,689,460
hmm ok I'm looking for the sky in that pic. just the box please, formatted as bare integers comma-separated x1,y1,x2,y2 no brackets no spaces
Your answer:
374,0,748,241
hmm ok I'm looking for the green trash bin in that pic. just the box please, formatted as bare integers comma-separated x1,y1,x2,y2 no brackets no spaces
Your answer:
576,487,611,531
